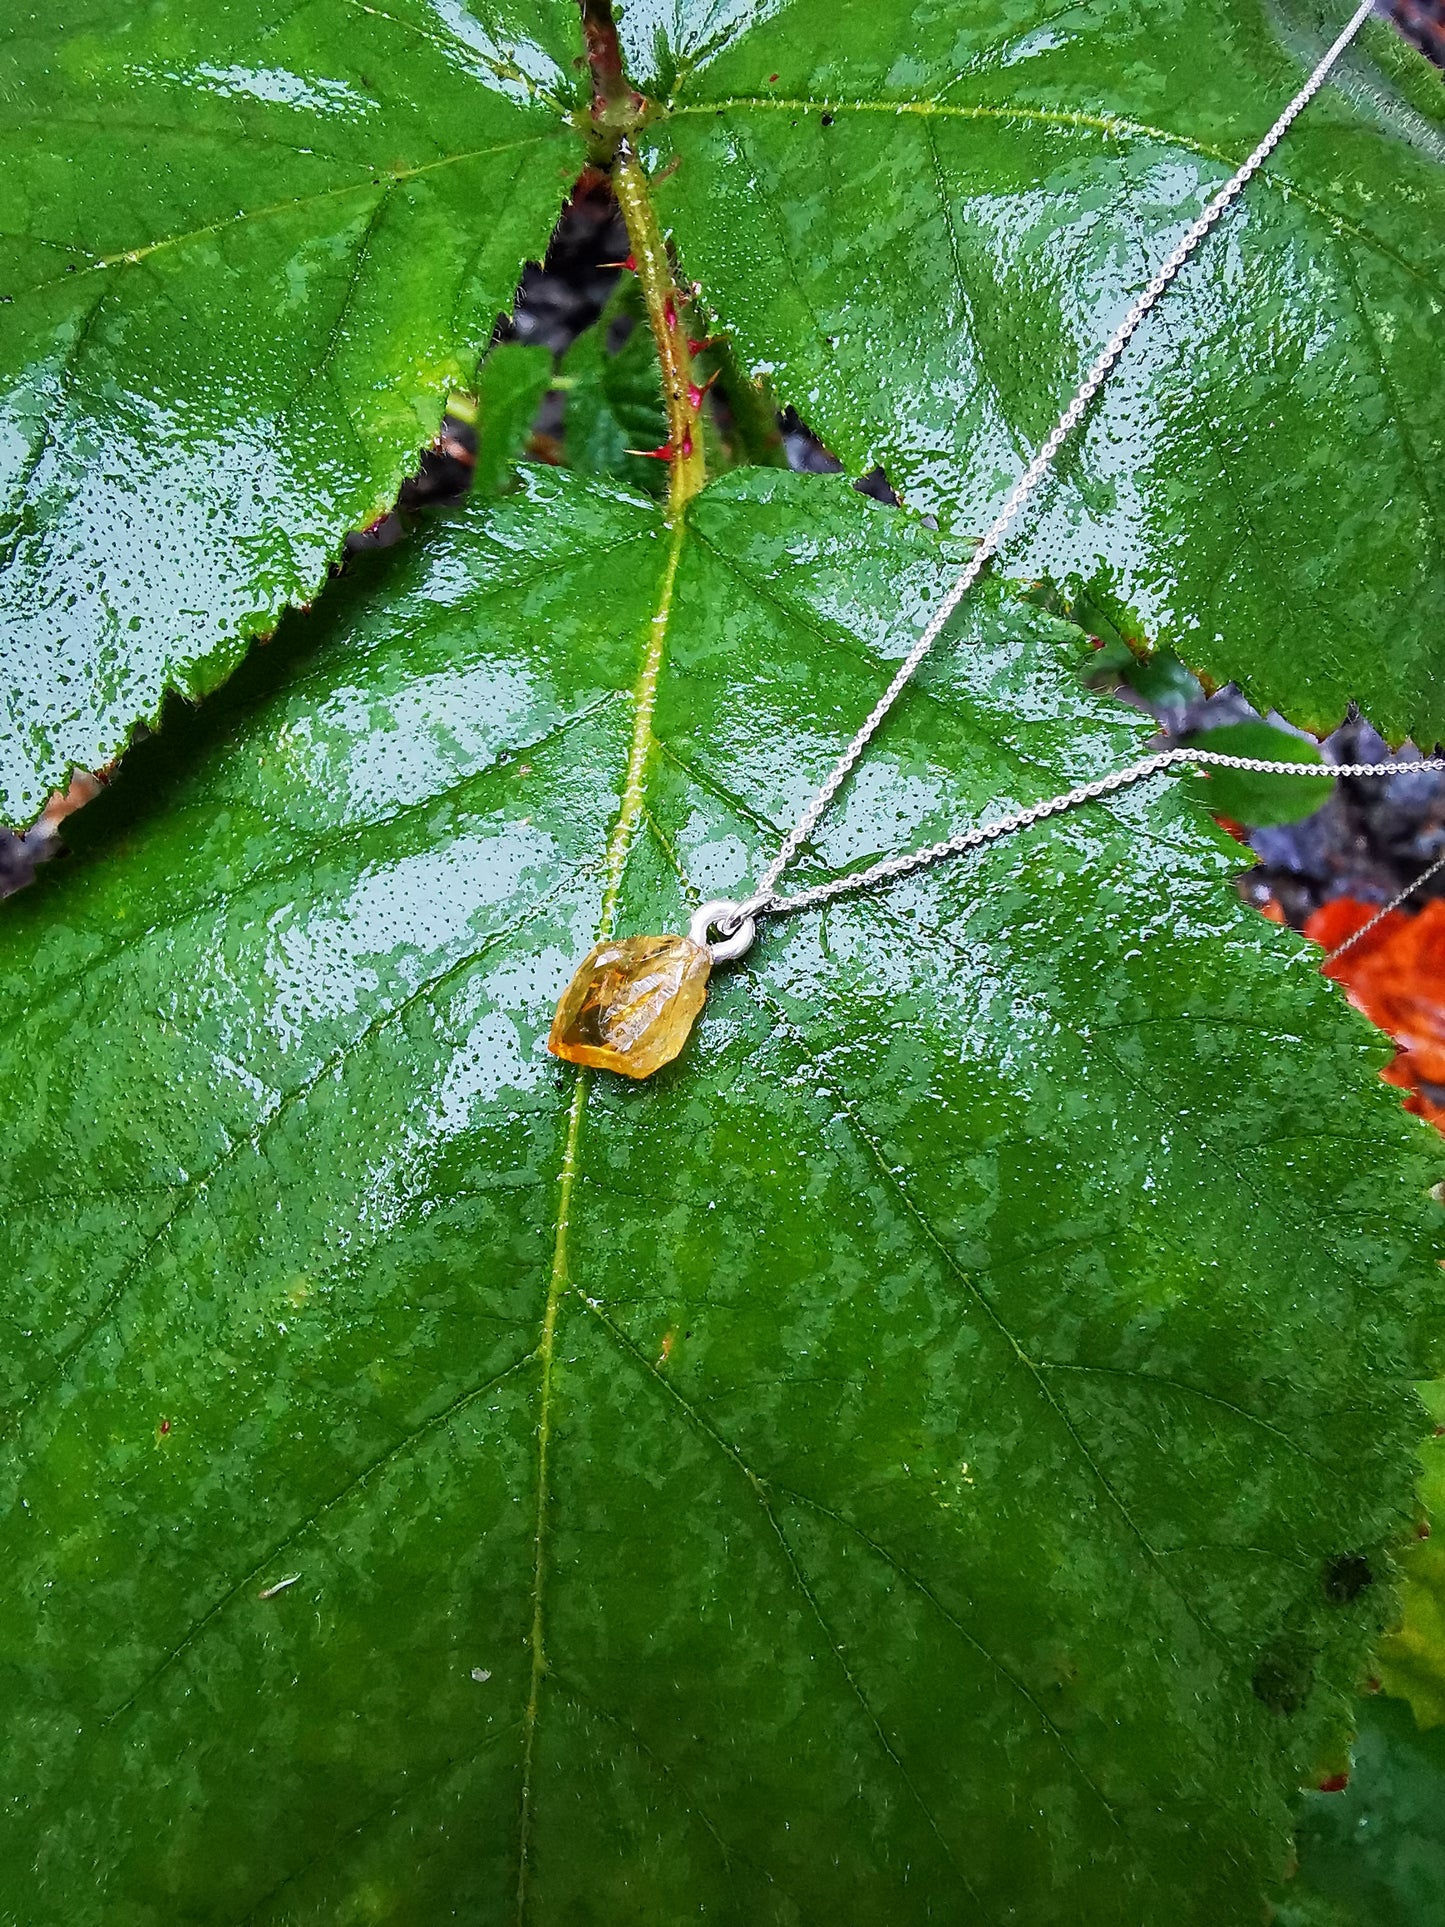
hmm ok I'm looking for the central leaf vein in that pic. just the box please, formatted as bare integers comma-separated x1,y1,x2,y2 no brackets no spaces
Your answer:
517,510,690,1915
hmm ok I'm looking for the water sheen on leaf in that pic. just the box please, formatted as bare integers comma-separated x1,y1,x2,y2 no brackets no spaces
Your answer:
0,0,579,824
639,0,1445,741
0,467,1440,1922
6,1,1443,824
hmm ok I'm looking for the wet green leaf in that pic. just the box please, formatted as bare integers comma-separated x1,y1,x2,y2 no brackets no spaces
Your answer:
641,0,1445,742
472,344,556,496
7,2,1441,824
1283,1386,1445,1926
1,466,1439,1922
0,0,579,824
561,285,782,486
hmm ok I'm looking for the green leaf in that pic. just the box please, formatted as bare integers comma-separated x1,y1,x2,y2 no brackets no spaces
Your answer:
1380,1382,1445,1727
9,3,1441,823
1280,1386,1445,1926
561,281,670,493
1124,647,1206,712
1035,579,1205,705
1286,1694,1445,1926
1183,718,1330,826
0,0,579,825
642,0,1445,741
472,344,556,496
2,466,1439,1921
559,284,783,486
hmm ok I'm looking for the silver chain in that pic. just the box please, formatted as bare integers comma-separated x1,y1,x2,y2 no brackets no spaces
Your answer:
1323,846,1445,963
711,0,1382,948
761,748,1445,915
695,746,1445,954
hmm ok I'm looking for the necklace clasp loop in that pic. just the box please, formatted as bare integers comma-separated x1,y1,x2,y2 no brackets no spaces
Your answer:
689,899,757,965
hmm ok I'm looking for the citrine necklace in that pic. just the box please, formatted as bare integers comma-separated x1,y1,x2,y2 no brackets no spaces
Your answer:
550,0,1443,1080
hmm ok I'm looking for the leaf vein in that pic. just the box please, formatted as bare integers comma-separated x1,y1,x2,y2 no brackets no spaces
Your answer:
573,1292,993,1917
517,512,691,1919
3,874,579,1441
663,97,1443,298
101,1350,539,1728
6,135,565,305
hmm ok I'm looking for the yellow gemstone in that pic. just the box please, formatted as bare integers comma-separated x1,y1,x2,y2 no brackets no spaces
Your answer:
547,934,711,1079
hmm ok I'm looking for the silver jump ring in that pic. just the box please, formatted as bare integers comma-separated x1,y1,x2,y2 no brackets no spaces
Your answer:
689,899,757,964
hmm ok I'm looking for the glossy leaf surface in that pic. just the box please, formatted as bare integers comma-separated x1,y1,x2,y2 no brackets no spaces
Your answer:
640,0,1445,740
0,0,578,824
1,467,1440,1922
7,0,1443,824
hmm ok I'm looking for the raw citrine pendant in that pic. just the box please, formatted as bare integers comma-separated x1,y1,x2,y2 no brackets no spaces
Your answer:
548,934,711,1079
547,901,760,1081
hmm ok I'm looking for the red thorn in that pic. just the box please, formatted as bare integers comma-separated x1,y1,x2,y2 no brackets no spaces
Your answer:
1318,1773,1350,1794
688,382,705,410
680,432,693,457
768,72,779,82
600,254,637,271
687,336,712,354
159,1418,171,1435
664,297,678,330
625,442,673,461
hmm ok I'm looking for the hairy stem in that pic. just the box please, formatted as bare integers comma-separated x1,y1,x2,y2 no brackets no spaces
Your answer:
612,141,708,518
577,0,706,517
579,0,634,121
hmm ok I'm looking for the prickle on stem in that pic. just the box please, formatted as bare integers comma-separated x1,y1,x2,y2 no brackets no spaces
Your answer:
686,370,719,412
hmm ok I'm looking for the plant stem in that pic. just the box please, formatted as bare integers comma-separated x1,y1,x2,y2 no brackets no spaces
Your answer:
612,141,707,518
578,0,705,517
579,0,635,122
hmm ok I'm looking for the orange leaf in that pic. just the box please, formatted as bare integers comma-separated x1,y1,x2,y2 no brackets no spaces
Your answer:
1306,897,1445,1120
